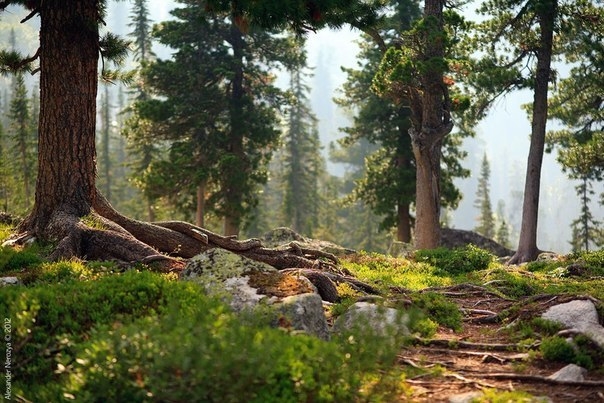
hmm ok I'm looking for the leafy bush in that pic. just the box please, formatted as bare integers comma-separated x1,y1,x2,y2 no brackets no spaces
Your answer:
413,245,493,275
540,336,593,368
410,292,462,332
570,250,604,276
0,271,201,390
3,270,410,401
0,245,44,273
63,301,409,402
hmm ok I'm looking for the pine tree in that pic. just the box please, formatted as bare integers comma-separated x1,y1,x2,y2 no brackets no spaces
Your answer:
569,177,603,252
0,0,383,264
474,153,495,238
123,0,160,222
135,1,299,236
281,40,322,236
8,73,35,212
0,120,10,212
495,200,512,248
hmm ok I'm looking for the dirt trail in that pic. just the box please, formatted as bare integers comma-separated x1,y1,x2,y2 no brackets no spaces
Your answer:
399,288,604,402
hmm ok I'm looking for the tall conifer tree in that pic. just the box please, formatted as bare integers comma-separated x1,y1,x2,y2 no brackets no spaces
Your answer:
473,153,495,238
8,73,35,211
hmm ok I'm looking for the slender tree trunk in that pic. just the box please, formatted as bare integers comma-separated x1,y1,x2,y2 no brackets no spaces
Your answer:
23,1,99,237
509,0,556,264
223,22,245,237
397,200,411,243
410,0,452,249
195,181,205,228
102,84,111,202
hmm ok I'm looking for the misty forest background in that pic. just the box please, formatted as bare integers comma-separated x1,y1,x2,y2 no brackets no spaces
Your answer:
0,0,601,254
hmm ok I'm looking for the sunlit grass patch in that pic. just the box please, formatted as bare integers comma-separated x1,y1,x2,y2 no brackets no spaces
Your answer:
0,223,12,242
342,253,452,292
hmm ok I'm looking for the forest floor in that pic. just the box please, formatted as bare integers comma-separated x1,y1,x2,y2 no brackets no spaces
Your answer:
398,289,604,402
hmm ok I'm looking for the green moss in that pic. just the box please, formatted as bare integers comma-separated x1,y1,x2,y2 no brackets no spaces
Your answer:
342,253,452,292
473,389,550,402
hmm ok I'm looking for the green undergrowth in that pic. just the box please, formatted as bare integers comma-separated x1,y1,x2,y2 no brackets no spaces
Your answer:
0,245,411,402
2,225,604,401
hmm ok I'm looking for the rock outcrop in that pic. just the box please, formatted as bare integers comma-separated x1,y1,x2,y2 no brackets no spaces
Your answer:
440,228,514,257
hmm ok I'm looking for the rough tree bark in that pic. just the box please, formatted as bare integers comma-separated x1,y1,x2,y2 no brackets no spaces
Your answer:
397,200,411,243
410,0,453,249
508,0,557,264
6,1,330,273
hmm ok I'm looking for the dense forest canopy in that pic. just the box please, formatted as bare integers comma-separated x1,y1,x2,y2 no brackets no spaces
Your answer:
0,0,601,259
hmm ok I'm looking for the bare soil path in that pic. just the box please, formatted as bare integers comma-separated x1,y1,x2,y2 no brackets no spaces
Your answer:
399,288,604,402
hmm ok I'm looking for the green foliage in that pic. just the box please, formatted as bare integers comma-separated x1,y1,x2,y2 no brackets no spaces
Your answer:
410,292,462,332
64,303,408,402
408,317,439,338
0,245,43,273
571,250,604,274
0,271,187,389
413,245,494,275
343,253,452,291
479,268,538,299
540,336,593,369
2,269,409,402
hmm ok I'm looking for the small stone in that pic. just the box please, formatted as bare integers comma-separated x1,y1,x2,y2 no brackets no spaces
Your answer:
332,302,408,336
449,392,483,403
0,277,20,286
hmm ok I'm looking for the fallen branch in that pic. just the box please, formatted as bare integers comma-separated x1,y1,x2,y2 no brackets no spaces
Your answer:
415,347,529,364
412,337,538,352
471,372,604,387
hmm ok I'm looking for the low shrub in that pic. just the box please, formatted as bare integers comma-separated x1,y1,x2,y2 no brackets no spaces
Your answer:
62,302,409,402
413,245,494,275
3,270,411,402
0,245,44,273
342,253,452,291
0,271,201,389
540,336,594,369
410,292,462,332
570,250,604,276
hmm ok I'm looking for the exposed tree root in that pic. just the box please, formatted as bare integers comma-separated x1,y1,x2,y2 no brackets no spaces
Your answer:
8,190,343,274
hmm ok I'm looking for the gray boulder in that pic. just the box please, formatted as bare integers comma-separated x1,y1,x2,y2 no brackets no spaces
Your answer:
548,364,587,382
182,248,330,339
541,299,604,350
332,302,409,337
440,228,514,257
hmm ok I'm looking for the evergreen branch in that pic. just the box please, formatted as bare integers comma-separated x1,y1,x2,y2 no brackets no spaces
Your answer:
0,48,40,75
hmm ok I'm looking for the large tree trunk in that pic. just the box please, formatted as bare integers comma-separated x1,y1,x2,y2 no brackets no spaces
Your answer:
410,0,453,250
23,1,99,236
509,0,556,264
